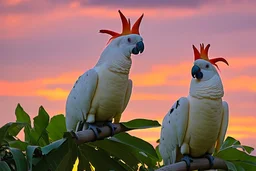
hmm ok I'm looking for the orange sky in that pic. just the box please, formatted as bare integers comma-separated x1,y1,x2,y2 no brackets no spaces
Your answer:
1,0,256,154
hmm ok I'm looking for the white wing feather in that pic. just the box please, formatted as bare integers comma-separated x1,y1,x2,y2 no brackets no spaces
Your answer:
159,97,189,164
216,101,229,151
65,69,98,131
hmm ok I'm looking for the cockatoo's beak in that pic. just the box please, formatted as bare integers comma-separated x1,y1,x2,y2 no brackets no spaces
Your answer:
132,41,144,55
191,65,203,80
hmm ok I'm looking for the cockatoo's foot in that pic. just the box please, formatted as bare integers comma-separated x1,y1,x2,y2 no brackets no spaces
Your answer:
70,130,78,140
76,121,85,132
103,121,117,136
181,155,193,171
88,123,102,139
205,153,214,168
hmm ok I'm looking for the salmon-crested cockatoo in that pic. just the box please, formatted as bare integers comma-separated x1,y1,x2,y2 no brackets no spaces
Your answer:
159,44,229,169
65,10,144,137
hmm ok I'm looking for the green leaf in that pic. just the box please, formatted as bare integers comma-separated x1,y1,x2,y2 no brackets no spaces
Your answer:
29,106,50,146
215,136,256,171
46,114,67,142
26,145,41,170
0,161,11,171
77,149,92,171
41,138,66,155
112,133,159,160
0,122,26,144
242,146,254,154
0,123,12,144
215,147,256,163
15,104,31,142
140,165,147,171
225,161,238,171
9,140,28,151
233,160,256,171
110,133,159,168
121,119,161,129
79,143,128,171
91,139,140,170
219,136,241,151
155,145,162,162
230,145,255,154
34,106,49,132
9,147,28,171
34,135,78,171
15,104,31,125
7,122,27,137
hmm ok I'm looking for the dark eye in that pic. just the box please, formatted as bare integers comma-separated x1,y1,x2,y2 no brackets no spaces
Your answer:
206,64,209,68
127,38,131,43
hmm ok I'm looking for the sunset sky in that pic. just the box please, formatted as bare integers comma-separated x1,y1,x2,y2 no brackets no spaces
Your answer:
1,0,256,154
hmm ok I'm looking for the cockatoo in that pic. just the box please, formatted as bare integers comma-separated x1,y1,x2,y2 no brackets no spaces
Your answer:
159,44,229,169
65,10,144,137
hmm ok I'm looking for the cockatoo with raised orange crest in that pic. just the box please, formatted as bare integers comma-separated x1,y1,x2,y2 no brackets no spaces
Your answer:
159,44,229,169
65,10,144,137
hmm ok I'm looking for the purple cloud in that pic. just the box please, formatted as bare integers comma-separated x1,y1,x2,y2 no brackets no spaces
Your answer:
0,0,255,14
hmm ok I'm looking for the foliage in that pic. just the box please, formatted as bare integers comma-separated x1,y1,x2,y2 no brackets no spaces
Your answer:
0,104,256,171
214,136,256,171
0,104,161,171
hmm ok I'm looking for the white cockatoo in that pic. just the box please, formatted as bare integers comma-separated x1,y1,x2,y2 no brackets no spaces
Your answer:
65,10,144,137
159,44,229,169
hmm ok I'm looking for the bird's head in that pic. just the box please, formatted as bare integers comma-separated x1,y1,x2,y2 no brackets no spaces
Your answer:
99,10,144,58
190,44,229,99
191,44,229,81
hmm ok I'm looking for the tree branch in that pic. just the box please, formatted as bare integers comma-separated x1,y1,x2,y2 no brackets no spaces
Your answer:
155,157,228,171
72,123,130,145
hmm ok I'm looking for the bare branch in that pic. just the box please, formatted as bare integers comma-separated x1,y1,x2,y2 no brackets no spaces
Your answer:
72,123,130,145
155,157,228,171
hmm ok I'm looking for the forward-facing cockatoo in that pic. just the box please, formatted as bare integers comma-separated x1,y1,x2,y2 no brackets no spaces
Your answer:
65,10,144,137
159,44,229,169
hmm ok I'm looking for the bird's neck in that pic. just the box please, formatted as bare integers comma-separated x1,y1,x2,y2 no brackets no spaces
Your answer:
108,55,132,74
96,51,132,75
189,75,224,99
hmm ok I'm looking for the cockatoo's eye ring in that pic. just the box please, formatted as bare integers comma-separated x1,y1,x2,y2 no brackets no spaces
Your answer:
206,64,209,68
127,38,131,43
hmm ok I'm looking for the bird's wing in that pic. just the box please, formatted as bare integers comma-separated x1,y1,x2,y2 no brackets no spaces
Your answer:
114,79,132,123
159,97,189,165
216,101,229,151
65,69,98,131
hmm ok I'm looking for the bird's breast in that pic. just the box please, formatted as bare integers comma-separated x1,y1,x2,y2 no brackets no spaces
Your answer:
91,68,129,121
186,96,223,157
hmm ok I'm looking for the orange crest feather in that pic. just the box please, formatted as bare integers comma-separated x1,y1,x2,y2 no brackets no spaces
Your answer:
192,43,229,69
99,10,144,43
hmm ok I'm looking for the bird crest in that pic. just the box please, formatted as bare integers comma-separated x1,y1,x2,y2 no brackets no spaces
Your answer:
192,43,229,69
99,10,144,43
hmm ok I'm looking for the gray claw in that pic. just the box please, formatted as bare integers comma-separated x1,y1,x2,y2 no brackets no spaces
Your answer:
104,121,117,136
70,130,78,140
205,153,214,168
181,155,193,171
76,121,84,132
88,124,102,139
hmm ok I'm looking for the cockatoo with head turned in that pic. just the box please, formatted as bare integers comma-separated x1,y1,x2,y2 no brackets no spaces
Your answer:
65,10,144,137
159,44,229,169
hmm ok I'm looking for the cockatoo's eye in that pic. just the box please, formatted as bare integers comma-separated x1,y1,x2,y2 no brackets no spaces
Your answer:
206,64,209,68
127,38,131,43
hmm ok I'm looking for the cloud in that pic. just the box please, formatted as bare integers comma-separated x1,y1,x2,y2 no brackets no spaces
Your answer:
131,63,191,87
82,0,213,8
1,57,256,101
1,0,256,14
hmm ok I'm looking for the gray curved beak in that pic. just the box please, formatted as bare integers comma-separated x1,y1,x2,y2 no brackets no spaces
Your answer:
191,65,203,79
132,41,144,55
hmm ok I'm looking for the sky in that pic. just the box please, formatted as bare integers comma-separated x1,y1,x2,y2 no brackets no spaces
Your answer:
1,0,256,155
